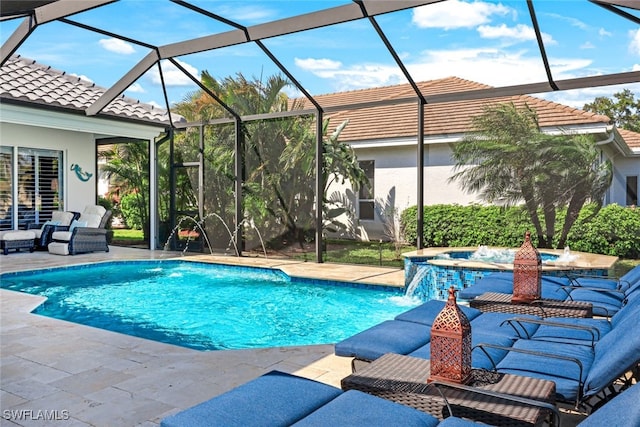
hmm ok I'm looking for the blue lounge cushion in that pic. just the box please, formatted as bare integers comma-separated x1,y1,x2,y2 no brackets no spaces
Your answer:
458,273,568,300
160,371,342,427
470,312,541,339
334,320,431,361
408,331,515,370
564,289,626,316
395,300,482,325
578,383,640,427
584,312,640,399
572,265,640,291
292,389,440,427
438,418,487,426
495,340,595,402
531,317,612,345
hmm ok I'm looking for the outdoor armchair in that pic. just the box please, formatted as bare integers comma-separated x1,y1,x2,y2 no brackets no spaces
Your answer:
48,205,111,255
27,210,80,249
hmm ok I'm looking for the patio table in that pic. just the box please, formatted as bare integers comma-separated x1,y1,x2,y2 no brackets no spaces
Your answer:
469,292,593,318
341,353,557,427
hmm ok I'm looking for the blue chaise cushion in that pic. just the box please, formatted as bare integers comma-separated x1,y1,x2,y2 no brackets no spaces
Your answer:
408,330,514,370
292,389,440,427
160,371,342,427
495,340,595,402
578,382,640,427
334,320,431,361
395,300,482,325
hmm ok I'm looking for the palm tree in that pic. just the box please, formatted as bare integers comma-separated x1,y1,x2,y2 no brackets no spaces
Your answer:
172,72,368,249
100,142,149,240
449,102,612,248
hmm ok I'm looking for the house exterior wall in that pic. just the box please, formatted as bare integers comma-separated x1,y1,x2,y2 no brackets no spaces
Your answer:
609,155,640,206
333,134,639,241
330,142,483,241
1,122,95,214
1,103,165,231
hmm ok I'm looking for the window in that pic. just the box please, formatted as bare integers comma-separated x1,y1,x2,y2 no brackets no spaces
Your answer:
358,160,375,220
0,147,12,230
17,148,63,228
627,176,638,206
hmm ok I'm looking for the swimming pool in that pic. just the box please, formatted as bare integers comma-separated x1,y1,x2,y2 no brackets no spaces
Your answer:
0,260,419,351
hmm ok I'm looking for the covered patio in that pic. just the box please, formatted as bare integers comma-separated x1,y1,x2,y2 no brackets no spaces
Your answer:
1,0,638,262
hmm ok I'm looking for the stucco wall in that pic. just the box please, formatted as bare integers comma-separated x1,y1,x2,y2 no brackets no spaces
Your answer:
1,122,96,213
332,137,639,241
329,143,483,240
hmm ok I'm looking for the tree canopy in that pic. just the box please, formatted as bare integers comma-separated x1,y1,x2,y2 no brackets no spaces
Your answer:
583,89,640,132
449,102,612,248
170,72,367,249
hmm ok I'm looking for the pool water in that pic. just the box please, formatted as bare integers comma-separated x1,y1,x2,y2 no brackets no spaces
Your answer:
0,261,419,351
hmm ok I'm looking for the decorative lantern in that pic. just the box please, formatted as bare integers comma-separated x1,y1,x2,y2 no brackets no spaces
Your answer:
428,286,472,384
512,231,542,304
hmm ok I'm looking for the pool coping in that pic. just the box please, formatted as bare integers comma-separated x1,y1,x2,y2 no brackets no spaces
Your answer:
0,248,363,426
402,247,619,271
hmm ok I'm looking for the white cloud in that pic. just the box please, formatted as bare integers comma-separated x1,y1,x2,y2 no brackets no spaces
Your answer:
296,57,404,91
477,24,555,44
295,58,342,71
580,42,595,50
297,47,596,95
599,28,612,37
412,0,511,30
541,83,640,109
145,100,164,109
125,82,146,93
98,38,135,55
634,64,640,71
629,29,640,55
545,13,589,31
69,73,93,83
148,59,199,87
213,5,275,23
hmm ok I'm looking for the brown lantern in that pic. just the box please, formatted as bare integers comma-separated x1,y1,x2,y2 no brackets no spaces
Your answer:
512,231,542,304
428,286,472,384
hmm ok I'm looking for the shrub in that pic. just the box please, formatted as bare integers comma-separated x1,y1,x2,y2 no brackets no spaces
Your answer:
400,203,640,258
119,193,143,229
566,204,640,258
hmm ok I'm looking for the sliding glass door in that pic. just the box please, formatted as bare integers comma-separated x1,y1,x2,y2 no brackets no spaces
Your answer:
0,147,63,230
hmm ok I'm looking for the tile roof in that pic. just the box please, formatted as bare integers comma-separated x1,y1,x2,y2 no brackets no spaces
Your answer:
299,77,612,142
0,55,172,125
618,128,640,150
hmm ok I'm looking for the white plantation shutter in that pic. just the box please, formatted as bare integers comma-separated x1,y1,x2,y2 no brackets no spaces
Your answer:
0,147,12,230
17,148,63,228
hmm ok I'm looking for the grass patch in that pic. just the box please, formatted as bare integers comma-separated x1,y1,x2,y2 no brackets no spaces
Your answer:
288,240,416,268
112,228,144,244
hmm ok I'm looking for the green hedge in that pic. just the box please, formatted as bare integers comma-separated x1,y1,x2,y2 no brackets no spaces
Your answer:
400,203,640,259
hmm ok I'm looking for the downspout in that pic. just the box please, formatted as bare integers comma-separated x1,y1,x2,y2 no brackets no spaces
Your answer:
595,128,614,146
595,127,615,205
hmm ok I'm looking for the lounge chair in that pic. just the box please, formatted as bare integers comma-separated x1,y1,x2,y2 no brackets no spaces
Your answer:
26,210,80,249
475,304,640,409
577,381,640,427
563,265,640,290
557,276,640,317
458,272,571,300
460,266,640,317
335,300,536,371
48,205,111,255
501,300,640,347
160,370,556,427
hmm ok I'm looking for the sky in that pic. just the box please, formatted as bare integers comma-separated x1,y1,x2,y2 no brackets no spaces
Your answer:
1,0,640,111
